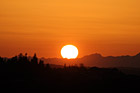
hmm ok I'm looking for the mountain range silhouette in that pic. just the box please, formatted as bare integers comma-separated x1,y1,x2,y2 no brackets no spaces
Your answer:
41,53,140,68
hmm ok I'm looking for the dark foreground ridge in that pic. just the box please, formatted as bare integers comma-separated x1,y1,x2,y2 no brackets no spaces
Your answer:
0,53,140,93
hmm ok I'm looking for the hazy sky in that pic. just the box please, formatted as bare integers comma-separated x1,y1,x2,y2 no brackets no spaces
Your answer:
0,0,140,58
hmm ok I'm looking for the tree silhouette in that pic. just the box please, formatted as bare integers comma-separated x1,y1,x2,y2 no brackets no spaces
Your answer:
0,53,139,92
39,59,44,69
31,53,38,64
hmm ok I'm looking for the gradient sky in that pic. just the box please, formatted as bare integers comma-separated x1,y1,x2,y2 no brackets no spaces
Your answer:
0,0,140,58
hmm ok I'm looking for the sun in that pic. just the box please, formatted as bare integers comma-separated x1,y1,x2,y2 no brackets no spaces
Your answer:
61,45,78,59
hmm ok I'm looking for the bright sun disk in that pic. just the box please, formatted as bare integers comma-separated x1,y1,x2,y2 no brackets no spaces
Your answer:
61,45,78,59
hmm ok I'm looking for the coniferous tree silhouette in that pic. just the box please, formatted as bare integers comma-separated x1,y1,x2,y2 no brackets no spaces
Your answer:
31,53,38,64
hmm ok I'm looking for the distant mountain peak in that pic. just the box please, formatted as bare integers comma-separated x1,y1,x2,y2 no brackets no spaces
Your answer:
82,53,102,59
91,53,102,57
135,52,140,57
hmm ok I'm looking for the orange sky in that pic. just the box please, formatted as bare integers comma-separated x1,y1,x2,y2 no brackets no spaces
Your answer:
0,0,140,58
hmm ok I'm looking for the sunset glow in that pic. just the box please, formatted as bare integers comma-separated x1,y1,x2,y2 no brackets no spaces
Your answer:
0,0,140,92
0,0,140,58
